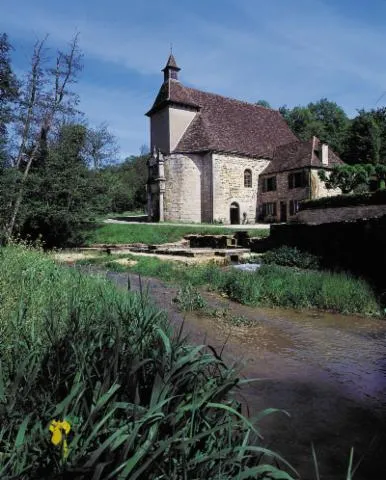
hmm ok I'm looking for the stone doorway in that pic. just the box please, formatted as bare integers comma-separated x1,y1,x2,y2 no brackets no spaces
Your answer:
230,202,240,224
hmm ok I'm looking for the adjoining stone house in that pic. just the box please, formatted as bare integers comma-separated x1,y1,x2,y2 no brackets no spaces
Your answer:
146,54,343,224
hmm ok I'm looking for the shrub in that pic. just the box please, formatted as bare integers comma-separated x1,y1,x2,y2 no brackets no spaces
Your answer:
0,245,294,479
262,246,320,270
173,283,207,311
300,189,386,211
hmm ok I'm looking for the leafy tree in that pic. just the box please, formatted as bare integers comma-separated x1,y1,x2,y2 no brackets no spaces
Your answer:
280,99,350,155
0,33,19,163
319,164,375,194
98,153,148,213
21,124,110,247
4,34,83,240
343,110,382,165
255,99,271,108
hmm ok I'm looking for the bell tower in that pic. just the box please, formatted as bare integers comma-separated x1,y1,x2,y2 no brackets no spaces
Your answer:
162,54,180,82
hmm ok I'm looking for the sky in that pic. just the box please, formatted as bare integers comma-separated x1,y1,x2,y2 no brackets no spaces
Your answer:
2,0,386,159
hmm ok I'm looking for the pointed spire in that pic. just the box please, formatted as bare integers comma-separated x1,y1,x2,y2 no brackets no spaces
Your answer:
162,53,180,82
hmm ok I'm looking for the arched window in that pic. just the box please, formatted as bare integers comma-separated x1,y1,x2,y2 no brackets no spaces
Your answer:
244,169,252,188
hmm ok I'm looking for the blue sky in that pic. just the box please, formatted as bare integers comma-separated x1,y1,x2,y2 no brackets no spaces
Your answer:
3,0,386,159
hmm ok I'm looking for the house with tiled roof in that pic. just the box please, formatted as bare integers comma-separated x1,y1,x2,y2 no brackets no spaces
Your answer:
146,54,342,224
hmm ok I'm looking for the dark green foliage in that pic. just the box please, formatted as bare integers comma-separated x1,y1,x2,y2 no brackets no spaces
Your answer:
262,246,320,270
18,124,110,248
343,108,386,165
98,154,148,213
301,188,386,210
0,33,19,163
280,99,349,155
318,164,375,194
0,246,295,479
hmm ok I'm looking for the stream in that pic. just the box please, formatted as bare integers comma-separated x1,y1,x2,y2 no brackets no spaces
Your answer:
88,268,386,479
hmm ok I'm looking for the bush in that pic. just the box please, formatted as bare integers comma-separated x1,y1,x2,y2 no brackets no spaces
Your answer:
300,189,386,211
262,246,320,270
0,245,294,479
173,283,207,311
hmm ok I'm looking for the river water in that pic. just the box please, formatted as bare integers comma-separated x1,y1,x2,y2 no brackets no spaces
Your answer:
96,269,386,479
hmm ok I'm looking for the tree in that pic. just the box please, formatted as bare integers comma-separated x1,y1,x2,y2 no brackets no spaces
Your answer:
83,123,119,168
280,99,350,155
319,164,375,194
20,123,110,247
255,99,271,108
0,33,19,163
343,110,382,165
4,33,83,240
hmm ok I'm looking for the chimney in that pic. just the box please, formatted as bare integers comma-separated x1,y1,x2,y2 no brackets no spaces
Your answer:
321,143,328,165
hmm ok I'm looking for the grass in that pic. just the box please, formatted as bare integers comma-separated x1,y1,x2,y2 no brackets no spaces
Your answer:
76,254,381,317
85,223,268,245
0,244,296,479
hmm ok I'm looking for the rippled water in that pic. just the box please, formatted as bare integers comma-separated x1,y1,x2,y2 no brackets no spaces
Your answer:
91,268,386,479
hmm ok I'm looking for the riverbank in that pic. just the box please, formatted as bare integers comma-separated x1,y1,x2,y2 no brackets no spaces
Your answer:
99,268,386,480
73,253,382,317
0,245,295,479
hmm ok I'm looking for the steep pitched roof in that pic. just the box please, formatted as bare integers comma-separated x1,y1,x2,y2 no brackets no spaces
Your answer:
262,137,344,175
146,79,297,158
146,79,200,115
175,89,297,157
163,54,180,70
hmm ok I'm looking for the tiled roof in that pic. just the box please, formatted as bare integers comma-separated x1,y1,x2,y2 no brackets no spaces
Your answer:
146,79,298,158
262,137,344,175
146,79,200,115
163,54,179,70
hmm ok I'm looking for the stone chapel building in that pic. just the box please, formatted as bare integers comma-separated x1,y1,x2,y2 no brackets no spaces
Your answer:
146,54,342,224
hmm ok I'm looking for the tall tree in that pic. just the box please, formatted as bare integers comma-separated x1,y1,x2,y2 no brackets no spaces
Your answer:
4,34,83,240
280,98,349,155
343,110,383,165
0,33,19,163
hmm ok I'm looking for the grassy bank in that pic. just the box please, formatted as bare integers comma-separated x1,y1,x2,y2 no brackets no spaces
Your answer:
0,245,294,479
77,254,381,316
86,223,268,245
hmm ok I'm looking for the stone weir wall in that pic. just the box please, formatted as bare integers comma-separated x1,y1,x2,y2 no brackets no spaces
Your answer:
269,214,386,290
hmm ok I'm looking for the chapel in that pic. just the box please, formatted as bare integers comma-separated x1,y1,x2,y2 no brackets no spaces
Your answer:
146,54,342,224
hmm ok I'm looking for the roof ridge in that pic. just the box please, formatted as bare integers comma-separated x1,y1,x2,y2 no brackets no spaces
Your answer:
184,85,282,113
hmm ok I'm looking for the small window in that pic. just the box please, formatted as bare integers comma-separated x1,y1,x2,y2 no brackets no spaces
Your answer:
262,202,277,217
288,171,307,189
289,200,300,216
262,176,277,192
244,169,252,188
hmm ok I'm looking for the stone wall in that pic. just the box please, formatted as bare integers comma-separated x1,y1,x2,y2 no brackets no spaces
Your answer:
269,214,386,289
212,153,269,223
258,167,341,221
164,154,203,222
294,204,386,224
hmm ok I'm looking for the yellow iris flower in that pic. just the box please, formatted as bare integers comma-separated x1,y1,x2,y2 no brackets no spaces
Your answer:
49,420,71,459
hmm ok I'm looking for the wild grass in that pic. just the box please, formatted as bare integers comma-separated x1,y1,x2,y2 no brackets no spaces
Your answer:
85,223,268,245
0,245,295,479
77,254,381,316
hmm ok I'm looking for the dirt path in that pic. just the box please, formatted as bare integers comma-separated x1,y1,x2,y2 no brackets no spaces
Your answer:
86,267,386,480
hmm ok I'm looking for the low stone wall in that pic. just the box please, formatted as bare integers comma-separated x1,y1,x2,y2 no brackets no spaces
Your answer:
294,204,386,225
270,214,386,289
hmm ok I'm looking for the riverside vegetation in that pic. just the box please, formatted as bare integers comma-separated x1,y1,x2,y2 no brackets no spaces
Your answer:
0,245,298,479
77,250,381,317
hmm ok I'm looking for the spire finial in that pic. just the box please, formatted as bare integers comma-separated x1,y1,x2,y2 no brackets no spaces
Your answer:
162,51,180,82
